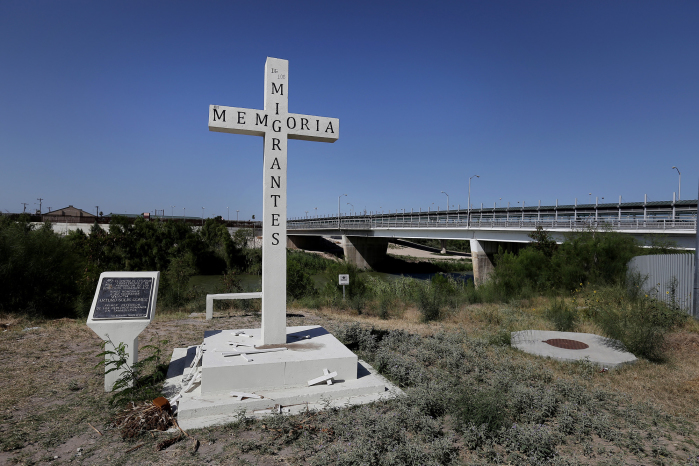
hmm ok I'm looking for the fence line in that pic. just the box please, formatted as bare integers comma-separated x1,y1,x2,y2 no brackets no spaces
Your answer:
628,254,695,316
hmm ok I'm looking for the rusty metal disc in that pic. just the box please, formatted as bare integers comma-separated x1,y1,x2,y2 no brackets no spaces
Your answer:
542,338,589,350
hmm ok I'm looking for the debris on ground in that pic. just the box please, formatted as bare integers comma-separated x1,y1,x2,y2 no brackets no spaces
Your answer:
156,435,183,451
112,400,173,439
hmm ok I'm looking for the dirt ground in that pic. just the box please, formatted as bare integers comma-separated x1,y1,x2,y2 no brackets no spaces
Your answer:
387,243,471,260
1,307,699,466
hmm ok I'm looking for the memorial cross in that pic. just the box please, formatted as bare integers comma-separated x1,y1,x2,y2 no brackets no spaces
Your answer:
209,57,339,345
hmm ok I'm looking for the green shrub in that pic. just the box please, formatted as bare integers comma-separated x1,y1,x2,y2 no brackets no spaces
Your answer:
415,284,441,322
591,284,687,362
454,388,510,433
488,227,643,300
287,260,317,300
160,252,197,307
0,218,81,317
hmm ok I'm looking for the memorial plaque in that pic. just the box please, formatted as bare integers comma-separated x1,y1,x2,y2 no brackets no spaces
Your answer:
92,277,155,319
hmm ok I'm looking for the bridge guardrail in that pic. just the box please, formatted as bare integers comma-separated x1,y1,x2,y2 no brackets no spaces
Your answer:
288,218,697,231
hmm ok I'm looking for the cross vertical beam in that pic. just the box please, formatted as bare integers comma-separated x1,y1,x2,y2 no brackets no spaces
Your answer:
262,57,288,345
209,57,339,344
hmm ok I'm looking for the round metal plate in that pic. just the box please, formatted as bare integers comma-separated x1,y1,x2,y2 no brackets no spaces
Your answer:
542,338,589,350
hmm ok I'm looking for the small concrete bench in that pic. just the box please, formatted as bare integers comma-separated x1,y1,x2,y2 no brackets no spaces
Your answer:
206,292,263,320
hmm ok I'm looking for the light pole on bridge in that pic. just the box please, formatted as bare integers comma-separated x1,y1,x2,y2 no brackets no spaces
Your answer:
468,175,479,228
441,191,449,214
338,194,347,228
672,166,681,200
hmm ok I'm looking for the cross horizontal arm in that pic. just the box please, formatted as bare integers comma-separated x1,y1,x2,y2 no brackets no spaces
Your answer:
209,105,339,143
209,105,266,137
286,113,339,143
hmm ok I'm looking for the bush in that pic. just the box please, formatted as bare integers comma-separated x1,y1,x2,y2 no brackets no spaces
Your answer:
595,290,686,362
287,260,317,300
454,388,510,433
0,218,81,317
415,284,441,322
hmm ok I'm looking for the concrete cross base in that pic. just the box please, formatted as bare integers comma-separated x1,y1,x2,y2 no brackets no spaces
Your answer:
164,344,402,430
511,330,638,368
198,326,358,394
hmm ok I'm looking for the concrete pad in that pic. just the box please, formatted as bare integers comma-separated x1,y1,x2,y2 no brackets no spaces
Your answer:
200,325,358,394
511,330,637,368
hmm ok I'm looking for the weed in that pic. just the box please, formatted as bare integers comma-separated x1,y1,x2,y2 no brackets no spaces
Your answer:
95,335,168,406
545,299,577,331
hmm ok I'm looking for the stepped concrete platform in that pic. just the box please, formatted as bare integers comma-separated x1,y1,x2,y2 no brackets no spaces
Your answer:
163,325,403,430
200,326,358,394
511,330,637,368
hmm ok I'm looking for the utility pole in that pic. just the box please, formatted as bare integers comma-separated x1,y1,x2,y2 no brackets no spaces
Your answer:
95,206,99,217
37,198,43,214
21,202,28,213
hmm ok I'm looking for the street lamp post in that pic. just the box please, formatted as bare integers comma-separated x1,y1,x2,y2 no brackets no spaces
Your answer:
468,175,480,228
171,205,176,218
347,202,354,216
227,206,229,221
314,207,318,218
441,191,449,222
236,210,239,222
201,207,205,226
338,194,347,228
672,166,681,200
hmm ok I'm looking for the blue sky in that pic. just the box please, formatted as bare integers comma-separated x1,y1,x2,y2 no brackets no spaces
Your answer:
1,1,698,220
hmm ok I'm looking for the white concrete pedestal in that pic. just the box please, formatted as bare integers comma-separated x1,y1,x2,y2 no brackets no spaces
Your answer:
165,325,402,428
87,320,151,391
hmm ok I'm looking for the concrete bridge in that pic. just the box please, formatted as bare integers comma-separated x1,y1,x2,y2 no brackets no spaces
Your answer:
288,198,698,284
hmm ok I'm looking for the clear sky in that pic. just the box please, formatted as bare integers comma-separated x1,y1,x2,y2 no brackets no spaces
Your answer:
1,1,698,220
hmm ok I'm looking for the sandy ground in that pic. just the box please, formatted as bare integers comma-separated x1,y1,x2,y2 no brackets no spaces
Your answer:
387,243,471,260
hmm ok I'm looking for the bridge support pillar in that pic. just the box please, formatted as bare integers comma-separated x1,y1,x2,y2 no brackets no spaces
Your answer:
470,239,497,286
342,236,389,270
440,239,447,254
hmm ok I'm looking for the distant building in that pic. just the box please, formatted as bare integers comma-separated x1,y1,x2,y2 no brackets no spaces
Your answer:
43,205,97,223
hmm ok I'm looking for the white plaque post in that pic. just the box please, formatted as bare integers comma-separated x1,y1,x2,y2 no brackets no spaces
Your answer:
209,57,339,345
87,271,160,391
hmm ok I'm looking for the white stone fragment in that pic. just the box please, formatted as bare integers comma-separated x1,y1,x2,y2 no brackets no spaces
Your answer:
220,347,287,357
308,369,337,386
184,373,202,393
229,391,263,401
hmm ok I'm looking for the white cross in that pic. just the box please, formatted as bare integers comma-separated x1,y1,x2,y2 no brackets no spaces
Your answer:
209,57,339,345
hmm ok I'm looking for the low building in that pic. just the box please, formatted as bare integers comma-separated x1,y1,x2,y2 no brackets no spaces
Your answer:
43,206,97,223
